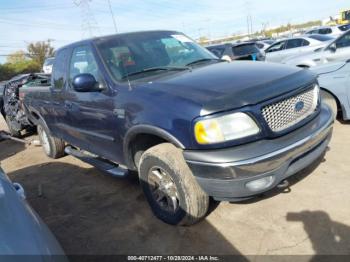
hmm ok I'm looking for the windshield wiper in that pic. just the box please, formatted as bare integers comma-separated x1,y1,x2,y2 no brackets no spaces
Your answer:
122,66,190,80
186,58,225,66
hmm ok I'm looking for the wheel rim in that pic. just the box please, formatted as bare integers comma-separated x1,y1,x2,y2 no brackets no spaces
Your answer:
38,126,50,155
148,166,180,213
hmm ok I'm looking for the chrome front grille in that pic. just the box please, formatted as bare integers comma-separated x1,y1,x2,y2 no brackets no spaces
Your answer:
262,85,319,132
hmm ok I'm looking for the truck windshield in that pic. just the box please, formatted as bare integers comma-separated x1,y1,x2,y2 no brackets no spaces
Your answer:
95,31,217,81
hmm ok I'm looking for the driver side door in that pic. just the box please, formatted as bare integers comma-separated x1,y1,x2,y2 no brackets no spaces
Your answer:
65,44,122,162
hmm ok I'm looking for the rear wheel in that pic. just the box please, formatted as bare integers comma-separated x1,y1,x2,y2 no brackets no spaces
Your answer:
37,120,65,159
321,90,338,118
139,143,209,226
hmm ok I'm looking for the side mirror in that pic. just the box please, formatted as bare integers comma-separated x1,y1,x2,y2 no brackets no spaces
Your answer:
328,43,337,53
72,73,100,92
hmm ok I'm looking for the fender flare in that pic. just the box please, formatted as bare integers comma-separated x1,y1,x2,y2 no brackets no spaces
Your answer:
123,125,185,169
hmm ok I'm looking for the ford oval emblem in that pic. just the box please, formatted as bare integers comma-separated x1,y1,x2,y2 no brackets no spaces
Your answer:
295,101,304,112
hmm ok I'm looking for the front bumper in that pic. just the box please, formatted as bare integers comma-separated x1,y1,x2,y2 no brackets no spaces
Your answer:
184,104,333,201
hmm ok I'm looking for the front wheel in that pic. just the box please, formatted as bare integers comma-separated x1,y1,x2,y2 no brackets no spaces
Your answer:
37,120,65,159
139,143,209,226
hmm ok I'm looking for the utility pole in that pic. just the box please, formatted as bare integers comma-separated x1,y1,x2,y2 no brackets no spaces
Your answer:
74,0,101,39
107,0,118,33
245,1,253,39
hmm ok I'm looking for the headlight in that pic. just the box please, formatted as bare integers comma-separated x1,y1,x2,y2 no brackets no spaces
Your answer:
194,112,260,144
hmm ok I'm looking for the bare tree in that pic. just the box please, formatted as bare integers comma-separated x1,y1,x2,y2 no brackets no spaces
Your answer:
26,40,55,67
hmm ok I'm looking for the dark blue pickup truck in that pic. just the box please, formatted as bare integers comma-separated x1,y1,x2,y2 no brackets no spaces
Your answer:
21,30,334,225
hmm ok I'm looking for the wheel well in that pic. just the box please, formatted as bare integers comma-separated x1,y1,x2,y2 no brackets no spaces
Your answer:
321,88,342,118
128,134,168,170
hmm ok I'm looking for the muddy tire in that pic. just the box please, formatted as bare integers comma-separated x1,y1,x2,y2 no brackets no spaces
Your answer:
5,115,21,138
37,119,65,159
321,90,337,118
139,143,209,226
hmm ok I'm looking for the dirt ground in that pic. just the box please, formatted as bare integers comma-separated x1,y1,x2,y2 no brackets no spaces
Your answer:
0,115,350,256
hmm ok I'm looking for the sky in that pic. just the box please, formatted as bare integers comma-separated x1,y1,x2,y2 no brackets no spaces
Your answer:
0,0,349,63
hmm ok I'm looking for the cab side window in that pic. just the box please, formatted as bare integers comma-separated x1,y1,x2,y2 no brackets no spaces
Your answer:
69,45,99,83
52,48,70,90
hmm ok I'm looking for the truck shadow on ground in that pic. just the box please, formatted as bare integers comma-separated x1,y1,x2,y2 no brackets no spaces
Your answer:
0,139,26,162
286,210,350,257
8,162,247,257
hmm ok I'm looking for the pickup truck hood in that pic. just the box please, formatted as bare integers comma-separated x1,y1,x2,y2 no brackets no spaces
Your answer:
136,61,316,115
311,61,348,75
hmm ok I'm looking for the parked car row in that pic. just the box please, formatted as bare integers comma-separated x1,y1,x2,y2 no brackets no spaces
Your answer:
284,29,350,67
265,35,334,63
206,42,266,61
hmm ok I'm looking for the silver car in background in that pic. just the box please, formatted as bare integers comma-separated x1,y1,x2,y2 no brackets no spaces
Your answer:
284,30,350,68
305,25,349,37
0,166,67,261
43,57,54,74
265,35,334,63
312,60,350,120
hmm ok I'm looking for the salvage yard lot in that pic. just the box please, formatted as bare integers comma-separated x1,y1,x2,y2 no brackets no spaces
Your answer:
0,115,349,256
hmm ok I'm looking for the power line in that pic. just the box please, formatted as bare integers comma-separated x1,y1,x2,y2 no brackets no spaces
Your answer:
107,0,118,33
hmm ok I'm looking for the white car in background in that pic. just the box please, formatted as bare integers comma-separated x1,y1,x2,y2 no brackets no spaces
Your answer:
305,24,350,37
42,57,54,74
284,30,350,68
255,40,275,51
265,35,334,63
311,60,350,120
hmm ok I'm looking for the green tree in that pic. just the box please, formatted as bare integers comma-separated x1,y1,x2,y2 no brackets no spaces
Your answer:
26,40,55,68
6,51,26,64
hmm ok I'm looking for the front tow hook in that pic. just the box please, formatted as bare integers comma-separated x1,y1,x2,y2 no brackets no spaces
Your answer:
277,179,291,193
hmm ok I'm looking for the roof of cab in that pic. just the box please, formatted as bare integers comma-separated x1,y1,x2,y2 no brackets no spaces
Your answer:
56,30,182,52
